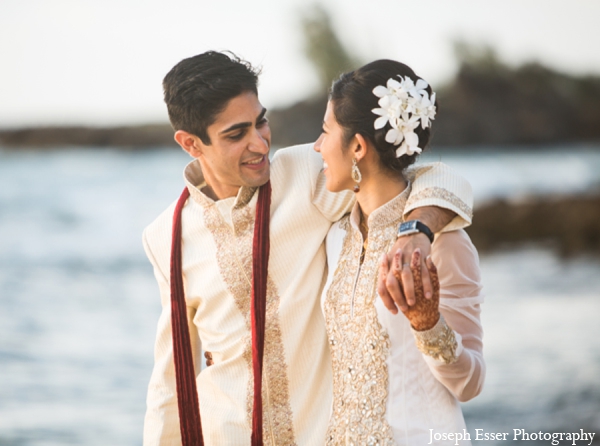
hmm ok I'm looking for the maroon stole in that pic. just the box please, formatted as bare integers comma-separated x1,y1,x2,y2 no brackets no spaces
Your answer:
170,182,272,446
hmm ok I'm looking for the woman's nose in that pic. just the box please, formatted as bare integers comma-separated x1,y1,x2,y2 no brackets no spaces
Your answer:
314,134,324,152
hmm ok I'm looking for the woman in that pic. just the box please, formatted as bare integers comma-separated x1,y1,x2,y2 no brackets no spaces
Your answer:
314,60,485,445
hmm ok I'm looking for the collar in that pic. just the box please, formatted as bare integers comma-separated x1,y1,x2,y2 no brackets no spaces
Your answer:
183,159,258,210
348,183,412,232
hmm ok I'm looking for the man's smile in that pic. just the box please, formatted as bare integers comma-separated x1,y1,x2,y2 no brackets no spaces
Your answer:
242,155,267,168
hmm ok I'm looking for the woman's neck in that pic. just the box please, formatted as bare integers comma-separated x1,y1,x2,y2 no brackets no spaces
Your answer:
355,169,407,222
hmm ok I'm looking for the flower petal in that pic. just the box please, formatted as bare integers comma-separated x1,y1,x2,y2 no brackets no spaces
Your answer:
386,128,401,144
379,95,392,108
373,86,389,98
404,131,419,147
415,79,428,90
395,143,408,158
387,78,401,90
374,116,389,130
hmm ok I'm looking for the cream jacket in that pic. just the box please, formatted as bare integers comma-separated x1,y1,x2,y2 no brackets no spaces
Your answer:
142,143,473,445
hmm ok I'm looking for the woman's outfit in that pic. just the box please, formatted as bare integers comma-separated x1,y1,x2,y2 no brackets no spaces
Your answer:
321,185,485,446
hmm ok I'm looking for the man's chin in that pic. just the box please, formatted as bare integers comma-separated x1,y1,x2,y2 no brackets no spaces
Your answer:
244,164,271,188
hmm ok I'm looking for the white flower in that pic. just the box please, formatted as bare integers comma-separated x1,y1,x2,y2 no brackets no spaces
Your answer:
414,78,429,97
371,75,436,157
414,91,437,128
373,78,403,99
385,115,420,146
372,94,403,130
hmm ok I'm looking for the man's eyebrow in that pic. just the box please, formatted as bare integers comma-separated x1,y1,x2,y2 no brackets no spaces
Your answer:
256,107,267,123
219,108,268,135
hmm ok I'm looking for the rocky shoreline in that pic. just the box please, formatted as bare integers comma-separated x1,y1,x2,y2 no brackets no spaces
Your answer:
2,56,600,150
0,124,176,149
466,194,600,257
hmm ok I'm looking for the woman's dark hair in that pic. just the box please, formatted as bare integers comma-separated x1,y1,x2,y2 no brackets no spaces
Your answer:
163,51,260,145
330,59,436,174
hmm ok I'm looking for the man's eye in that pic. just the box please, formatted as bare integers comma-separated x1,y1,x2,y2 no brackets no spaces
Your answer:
258,118,269,127
228,131,244,141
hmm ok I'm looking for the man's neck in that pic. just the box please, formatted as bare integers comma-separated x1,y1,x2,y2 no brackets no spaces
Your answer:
200,183,240,201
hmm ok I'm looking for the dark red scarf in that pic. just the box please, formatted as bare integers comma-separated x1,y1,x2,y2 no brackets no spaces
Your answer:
170,182,272,446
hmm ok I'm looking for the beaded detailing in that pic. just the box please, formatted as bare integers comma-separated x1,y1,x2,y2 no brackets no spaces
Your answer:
323,189,410,445
405,186,473,220
412,314,459,364
203,194,296,445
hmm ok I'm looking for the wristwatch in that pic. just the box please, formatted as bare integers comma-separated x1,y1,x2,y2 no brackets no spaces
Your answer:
397,220,434,243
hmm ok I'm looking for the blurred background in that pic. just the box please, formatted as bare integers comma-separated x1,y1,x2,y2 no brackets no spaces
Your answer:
1,1,599,445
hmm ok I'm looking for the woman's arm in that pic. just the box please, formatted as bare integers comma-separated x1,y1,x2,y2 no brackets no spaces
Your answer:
394,229,485,402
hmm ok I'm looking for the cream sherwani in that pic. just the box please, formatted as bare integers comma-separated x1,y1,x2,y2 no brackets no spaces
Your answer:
142,143,473,445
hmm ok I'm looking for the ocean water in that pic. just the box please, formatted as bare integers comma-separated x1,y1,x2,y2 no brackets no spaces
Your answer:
0,146,599,445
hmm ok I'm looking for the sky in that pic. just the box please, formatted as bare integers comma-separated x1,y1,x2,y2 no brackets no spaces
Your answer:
1,0,599,129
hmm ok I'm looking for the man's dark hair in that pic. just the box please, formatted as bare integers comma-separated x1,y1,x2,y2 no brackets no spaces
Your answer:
163,51,260,144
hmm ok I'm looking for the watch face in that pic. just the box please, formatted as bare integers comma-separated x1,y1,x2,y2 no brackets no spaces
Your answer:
400,221,418,232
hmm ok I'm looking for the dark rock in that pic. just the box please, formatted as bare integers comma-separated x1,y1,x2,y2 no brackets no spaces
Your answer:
268,96,326,148
0,124,176,149
466,194,600,257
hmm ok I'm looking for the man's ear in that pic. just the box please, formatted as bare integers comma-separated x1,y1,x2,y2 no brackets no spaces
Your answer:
353,133,369,162
174,130,203,158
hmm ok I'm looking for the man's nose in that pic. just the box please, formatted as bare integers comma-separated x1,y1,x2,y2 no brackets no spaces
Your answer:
250,128,270,154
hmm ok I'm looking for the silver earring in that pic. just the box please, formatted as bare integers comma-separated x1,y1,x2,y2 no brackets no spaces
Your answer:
351,158,362,193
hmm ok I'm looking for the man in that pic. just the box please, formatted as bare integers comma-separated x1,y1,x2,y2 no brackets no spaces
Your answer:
143,51,473,445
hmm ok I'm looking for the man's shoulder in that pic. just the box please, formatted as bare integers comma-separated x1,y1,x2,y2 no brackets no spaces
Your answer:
142,199,178,258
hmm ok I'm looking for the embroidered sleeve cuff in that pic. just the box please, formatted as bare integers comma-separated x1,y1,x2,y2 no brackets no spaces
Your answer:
404,189,473,232
412,314,459,364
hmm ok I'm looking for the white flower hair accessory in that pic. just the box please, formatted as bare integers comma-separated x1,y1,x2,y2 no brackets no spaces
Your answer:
371,76,436,158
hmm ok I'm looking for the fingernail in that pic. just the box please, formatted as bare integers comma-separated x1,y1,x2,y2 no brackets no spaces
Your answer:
415,248,421,254
425,291,432,299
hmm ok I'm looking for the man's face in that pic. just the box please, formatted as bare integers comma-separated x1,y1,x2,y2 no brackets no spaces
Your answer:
191,91,271,199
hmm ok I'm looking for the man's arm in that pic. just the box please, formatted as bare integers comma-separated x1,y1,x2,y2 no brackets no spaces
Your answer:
377,163,474,314
142,230,201,446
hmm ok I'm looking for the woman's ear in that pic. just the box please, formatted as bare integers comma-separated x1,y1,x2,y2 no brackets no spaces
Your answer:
353,133,370,162
174,130,203,158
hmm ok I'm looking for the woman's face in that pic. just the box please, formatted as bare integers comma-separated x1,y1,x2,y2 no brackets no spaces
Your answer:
314,101,355,193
